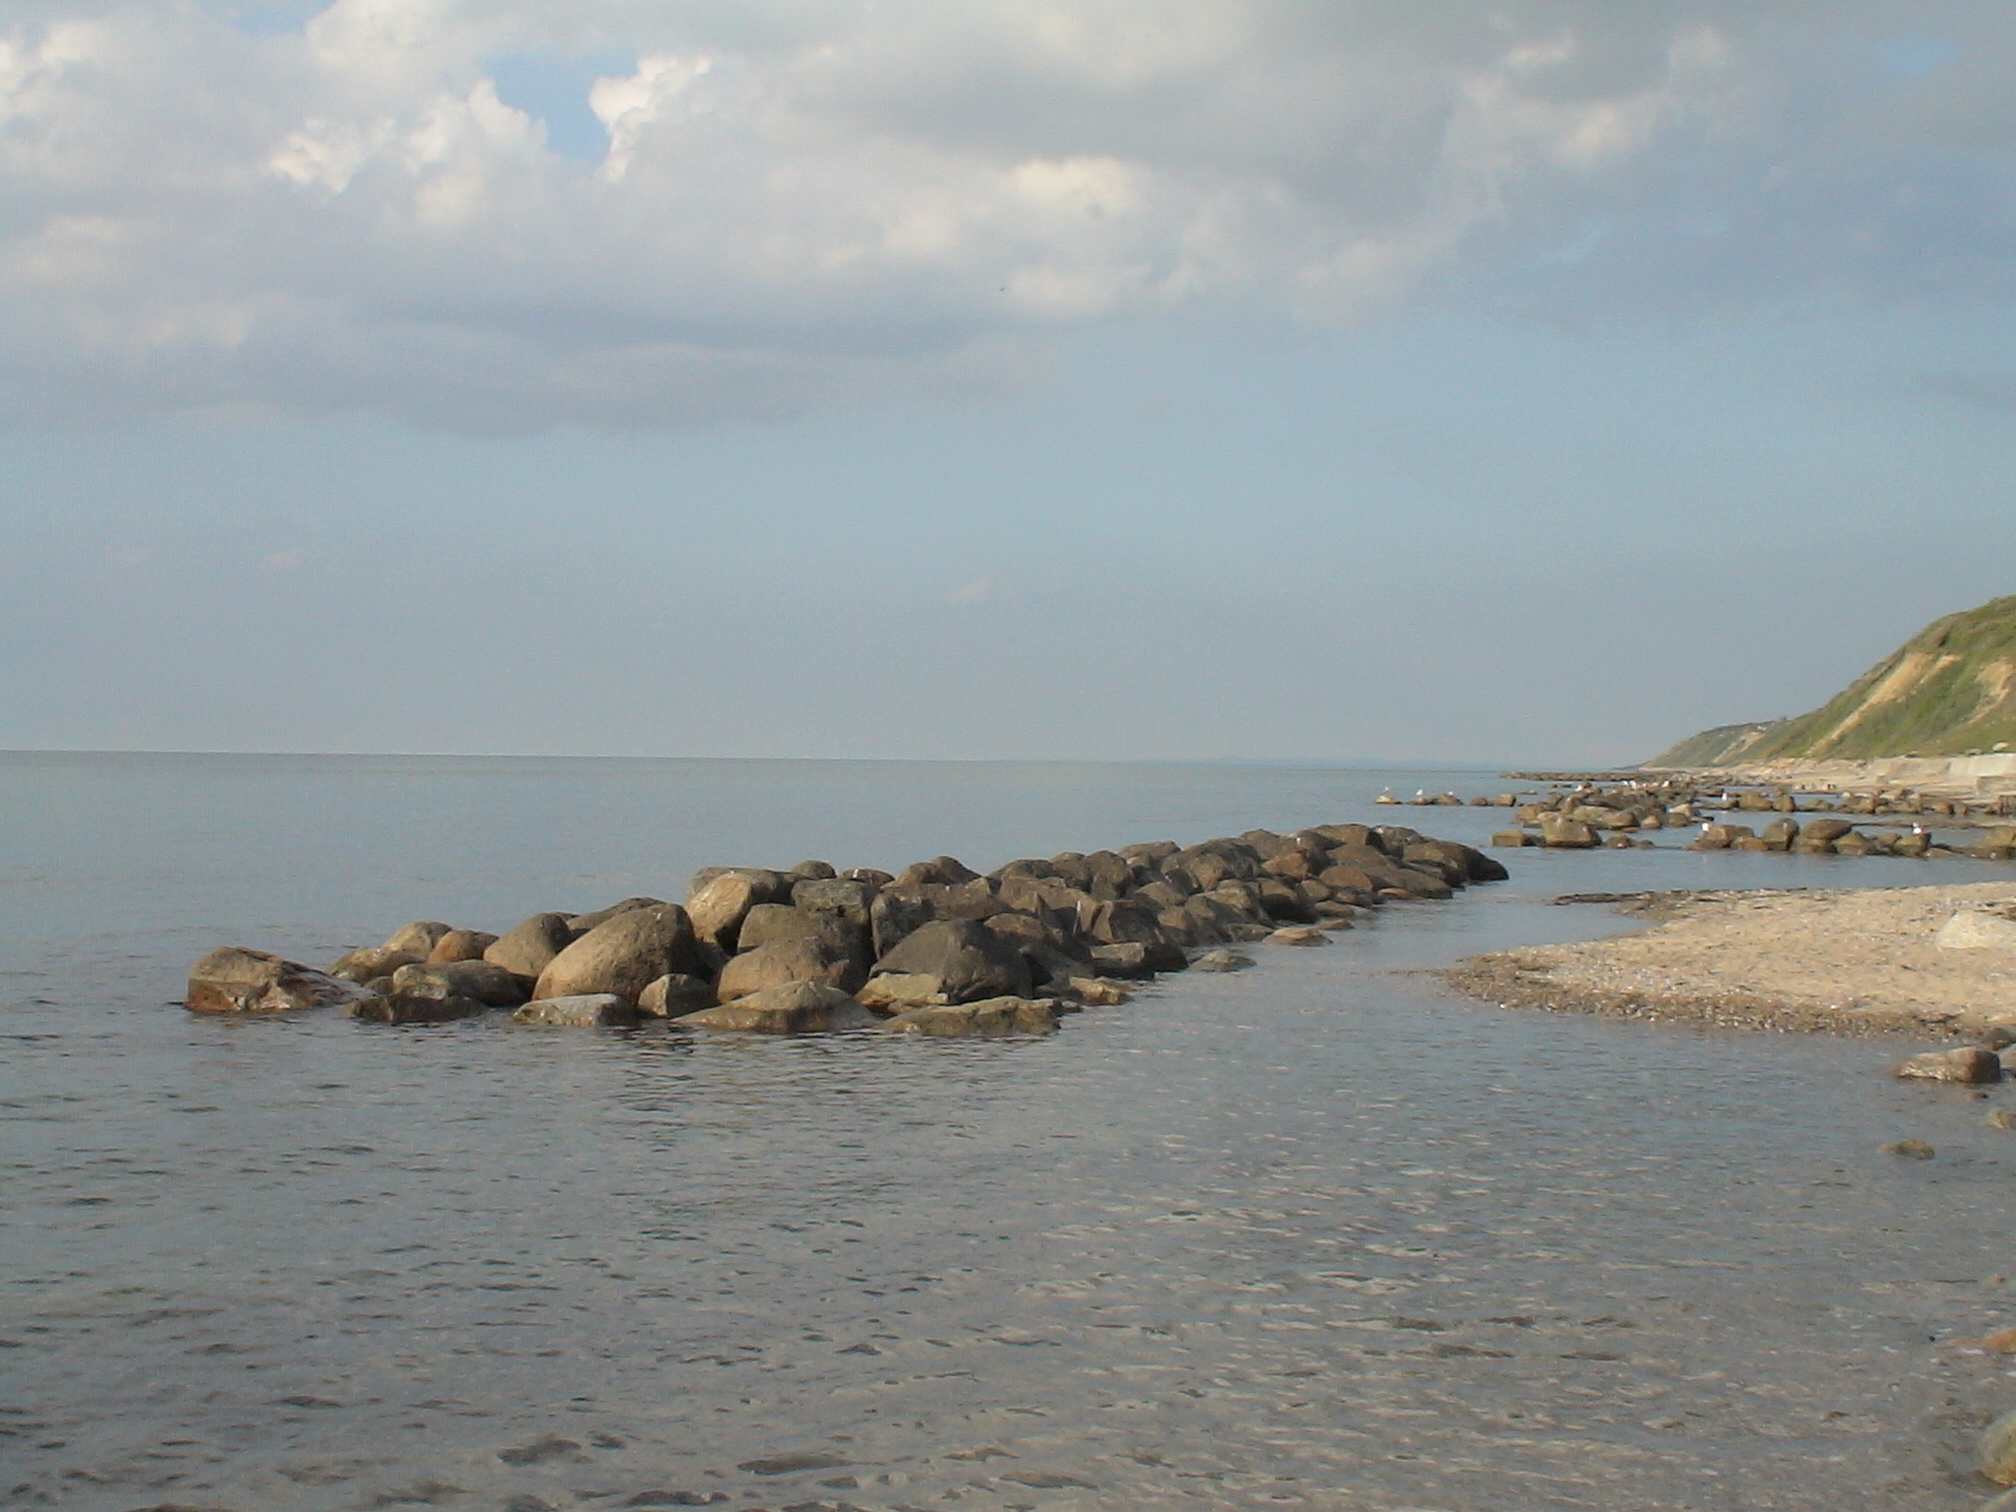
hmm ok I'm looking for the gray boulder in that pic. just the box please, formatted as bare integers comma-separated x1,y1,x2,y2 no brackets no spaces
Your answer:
187,947,376,1015
871,918,1032,1003
533,906,705,1005
895,855,981,888
792,876,879,929
870,888,938,958
391,959,528,1007
715,935,868,1001
675,980,880,1034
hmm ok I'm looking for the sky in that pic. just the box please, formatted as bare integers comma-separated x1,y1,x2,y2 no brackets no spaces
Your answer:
3,1,2015,766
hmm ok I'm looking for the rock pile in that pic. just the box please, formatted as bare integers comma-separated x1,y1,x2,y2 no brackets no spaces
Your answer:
185,822,1507,1036
1484,777,2016,859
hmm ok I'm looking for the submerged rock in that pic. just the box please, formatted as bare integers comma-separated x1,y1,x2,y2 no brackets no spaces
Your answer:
328,945,424,983
1192,949,1255,972
187,947,375,1015
391,959,528,1007
674,981,880,1034
352,992,489,1025
1267,926,1328,947
881,996,1061,1037
1982,1406,2016,1485
512,994,633,1027
1891,1048,2003,1084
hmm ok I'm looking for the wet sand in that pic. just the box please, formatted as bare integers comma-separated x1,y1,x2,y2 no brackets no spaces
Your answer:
1442,880,2016,1035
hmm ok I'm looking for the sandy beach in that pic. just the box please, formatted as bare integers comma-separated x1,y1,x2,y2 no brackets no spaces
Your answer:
1442,880,2016,1035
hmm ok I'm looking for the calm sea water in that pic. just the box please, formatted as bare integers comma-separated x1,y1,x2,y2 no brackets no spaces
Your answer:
5,752,2016,1512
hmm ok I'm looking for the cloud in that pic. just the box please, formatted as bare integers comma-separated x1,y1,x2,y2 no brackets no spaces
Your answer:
942,576,1009,606
2,1,2012,430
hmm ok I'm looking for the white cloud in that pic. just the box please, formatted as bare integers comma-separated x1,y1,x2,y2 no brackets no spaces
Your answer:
0,1,2010,430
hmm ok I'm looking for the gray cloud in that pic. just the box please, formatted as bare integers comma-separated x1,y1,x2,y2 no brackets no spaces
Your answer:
2,0,2012,430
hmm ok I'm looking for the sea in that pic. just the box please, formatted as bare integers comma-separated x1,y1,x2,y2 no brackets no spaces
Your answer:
5,750,2015,1512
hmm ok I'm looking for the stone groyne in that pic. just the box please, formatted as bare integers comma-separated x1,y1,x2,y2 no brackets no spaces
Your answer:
185,822,1507,1037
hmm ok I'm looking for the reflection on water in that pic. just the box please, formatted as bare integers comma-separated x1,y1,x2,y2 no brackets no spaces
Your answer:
4,755,2016,1510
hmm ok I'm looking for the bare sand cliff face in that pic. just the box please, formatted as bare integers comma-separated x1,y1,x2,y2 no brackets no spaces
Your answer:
1443,882,2016,1036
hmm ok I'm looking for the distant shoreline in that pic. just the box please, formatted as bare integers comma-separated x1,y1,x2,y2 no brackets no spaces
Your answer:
1440,881,2016,1037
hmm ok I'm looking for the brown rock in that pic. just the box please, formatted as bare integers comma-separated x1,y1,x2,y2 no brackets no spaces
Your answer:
637,973,715,1018
328,945,424,983
533,906,705,1005
714,935,867,1002
383,920,453,956
1891,1047,2003,1084
351,992,488,1025
187,947,375,1015
484,913,577,980
882,996,1061,1037
390,959,528,1007
675,981,880,1034
427,928,498,963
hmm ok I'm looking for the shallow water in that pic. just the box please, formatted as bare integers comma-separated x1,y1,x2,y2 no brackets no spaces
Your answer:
5,753,2016,1511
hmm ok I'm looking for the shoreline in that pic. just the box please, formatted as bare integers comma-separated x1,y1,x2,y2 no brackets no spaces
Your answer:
1438,880,2016,1037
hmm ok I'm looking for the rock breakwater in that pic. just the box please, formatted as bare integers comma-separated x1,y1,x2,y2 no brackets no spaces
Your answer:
186,822,1508,1036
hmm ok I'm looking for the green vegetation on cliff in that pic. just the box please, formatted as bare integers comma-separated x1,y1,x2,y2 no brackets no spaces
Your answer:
1649,595,2016,765
1644,720,1789,768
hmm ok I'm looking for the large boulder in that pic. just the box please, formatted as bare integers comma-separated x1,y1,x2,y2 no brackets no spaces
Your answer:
391,959,528,1007
484,913,577,981
1937,909,2016,950
1537,814,1598,849
675,981,881,1034
565,896,665,933
736,903,869,962
383,920,454,956
638,973,716,1017
792,876,879,930
881,996,1061,1037
870,918,1033,1003
187,947,375,1015
533,906,705,1005
686,870,787,951
895,855,980,888
714,935,868,1001
870,888,937,957
427,928,498,963
1404,839,1507,884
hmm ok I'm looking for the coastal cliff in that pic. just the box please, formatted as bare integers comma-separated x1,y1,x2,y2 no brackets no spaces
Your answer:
1648,594,2016,766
